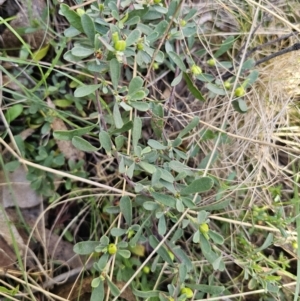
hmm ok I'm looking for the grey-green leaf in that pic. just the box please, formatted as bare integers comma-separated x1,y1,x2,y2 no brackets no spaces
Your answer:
113,103,124,129
74,84,101,97
183,72,205,101
81,13,95,44
110,58,120,90
60,4,83,32
151,192,176,208
147,139,167,150
139,161,156,174
181,177,214,195
72,136,99,152
73,241,99,255
105,276,121,297
126,29,141,46
91,280,104,301
168,51,186,72
99,131,112,155
128,76,144,95
130,101,149,111
132,287,160,298
132,117,142,152
178,116,199,138
158,215,166,235
120,196,132,226
214,36,235,58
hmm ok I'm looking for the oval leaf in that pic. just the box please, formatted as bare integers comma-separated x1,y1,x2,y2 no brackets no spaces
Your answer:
168,51,186,72
72,136,99,152
181,177,214,195
74,84,101,97
120,196,132,225
73,241,99,255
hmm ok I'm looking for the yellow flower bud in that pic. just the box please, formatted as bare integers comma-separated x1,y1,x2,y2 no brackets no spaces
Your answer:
76,8,85,16
108,243,118,255
180,287,193,298
199,223,209,234
114,40,127,51
234,87,246,97
190,64,202,75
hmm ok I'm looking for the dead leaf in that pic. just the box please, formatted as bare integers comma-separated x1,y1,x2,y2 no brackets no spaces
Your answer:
0,235,18,269
0,165,42,208
48,101,85,161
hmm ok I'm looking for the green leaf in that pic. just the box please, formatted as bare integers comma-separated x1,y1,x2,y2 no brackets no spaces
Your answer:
72,136,99,152
245,70,259,87
71,46,94,58
113,103,124,129
110,58,120,90
132,117,142,152
183,72,205,101
130,101,149,111
199,199,230,211
206,83,226,95
91,280,104,301
214,36,235,58
81,13,95,44
5,104,23,123
128,76,144,95
118,249,131,258
151,103,164,138
91,277,101,288
53,99,73,108
149,235,173,265
105,276,121,297
111,121,133,135
171,71,182,86
0,284,18,295
60,4,83,32
255,233,273,252
179,263,187,283
99,131,112,155
110,228,127,236
232,99,248,113
158,168,174,183
168,51,186,72
178,116,199,138
126,29,141,46
143,201,159,211
188,284,225,295
126,162,135,179
169,160,193,176
151,192,176,208
74,84,101,97
120,196,132,225
181,177,214,195
132,287,160,298
209,230,225,245
73,241,99,255
147,139,167,150
53,125,96,141
129,90,146,101
139,161,156,174
4,161,20,172
176,198,184,212
173,247,193,271
158,215,166,235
